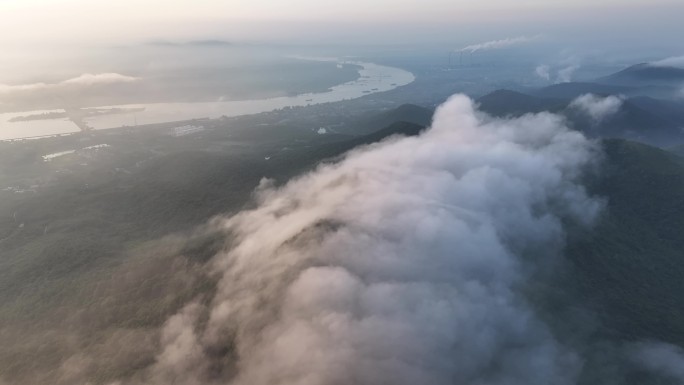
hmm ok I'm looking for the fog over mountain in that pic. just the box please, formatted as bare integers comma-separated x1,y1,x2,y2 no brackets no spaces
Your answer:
651,55,684,69
112,95,602,385
3,1,684,385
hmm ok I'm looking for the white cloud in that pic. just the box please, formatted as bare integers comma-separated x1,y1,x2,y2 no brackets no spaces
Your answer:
650,55,684,69
0,73,138,94
570,93,624,123
142,94,603,385
148,303,208,385
556,65,580,83
459,35,540,53
536,64,551,81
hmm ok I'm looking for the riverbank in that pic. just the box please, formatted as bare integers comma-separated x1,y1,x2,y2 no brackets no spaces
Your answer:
0,60,414,141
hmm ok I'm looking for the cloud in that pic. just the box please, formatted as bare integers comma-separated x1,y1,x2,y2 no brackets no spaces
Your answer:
536,65,551,81
536,60,583,83
458,35,539,53
0,73,139,94
650,55,684,69
631,341,684,382
148,302,209,385
556,65,580,83
61,73,138,85
141,94,602,385
570,93,624,123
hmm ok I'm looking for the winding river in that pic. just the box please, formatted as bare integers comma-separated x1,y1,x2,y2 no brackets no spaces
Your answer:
0,61,414,141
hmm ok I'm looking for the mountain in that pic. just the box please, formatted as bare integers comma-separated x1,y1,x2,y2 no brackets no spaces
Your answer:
568,99,681,146
532,82,633,99
476,89,565,116
358,103,434,132
533,138,684,384
568,139,684,347
0,113,430,385
0,113,428,309
598,63,684,86
5,96,684,384
477,89,684,147
669,143,684,157
629,96,684,126
267,121,425,182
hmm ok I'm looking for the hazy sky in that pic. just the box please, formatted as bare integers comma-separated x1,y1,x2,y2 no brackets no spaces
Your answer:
1,0,683,46
1,0,682,84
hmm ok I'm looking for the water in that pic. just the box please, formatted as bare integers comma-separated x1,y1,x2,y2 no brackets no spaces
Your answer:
0,61,414,140
0,110,79,141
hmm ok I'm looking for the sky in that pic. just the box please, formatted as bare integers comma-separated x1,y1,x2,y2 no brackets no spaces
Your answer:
1,0,683,46
1,0,682,84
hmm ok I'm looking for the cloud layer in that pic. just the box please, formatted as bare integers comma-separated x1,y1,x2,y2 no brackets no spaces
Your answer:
138,94,603,385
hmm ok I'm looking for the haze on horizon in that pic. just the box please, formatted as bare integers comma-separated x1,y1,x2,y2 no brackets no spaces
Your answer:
2,0,683,47
0,0,681,87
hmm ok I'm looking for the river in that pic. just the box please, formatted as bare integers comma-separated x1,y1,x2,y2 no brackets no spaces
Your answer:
0,61,414,140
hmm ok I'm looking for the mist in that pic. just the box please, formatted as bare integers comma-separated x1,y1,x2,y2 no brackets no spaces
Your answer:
631,342,684,383
535,65,551,81
650,55,684,68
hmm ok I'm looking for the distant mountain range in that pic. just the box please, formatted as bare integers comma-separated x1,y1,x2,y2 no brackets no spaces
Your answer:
532,82,634,99
476,61,684,147
598,63,684,86
477,89,566,115
357,103,434,132
480,90,680,141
